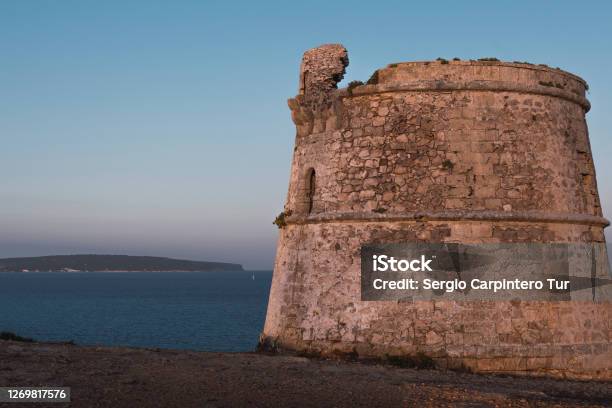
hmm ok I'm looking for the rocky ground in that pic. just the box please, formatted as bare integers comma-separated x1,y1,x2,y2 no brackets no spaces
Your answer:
0,340,610,407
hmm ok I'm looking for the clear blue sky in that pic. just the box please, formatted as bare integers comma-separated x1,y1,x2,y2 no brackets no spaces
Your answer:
1,1,611,269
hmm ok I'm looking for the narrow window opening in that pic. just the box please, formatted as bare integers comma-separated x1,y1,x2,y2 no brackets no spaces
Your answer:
306,168,316,214
301,70,308,95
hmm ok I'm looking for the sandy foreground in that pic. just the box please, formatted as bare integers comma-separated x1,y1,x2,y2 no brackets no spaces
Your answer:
0,341,610,408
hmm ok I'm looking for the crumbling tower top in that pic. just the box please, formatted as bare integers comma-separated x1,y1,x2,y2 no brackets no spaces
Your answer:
298,44,348,108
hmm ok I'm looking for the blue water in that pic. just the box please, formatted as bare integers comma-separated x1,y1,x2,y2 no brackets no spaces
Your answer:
0,271,272,352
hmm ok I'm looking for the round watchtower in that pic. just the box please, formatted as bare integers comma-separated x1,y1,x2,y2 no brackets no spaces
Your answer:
263,45,611,379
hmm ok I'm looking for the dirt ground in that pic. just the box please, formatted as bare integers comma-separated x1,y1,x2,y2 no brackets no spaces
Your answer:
0,340,610,407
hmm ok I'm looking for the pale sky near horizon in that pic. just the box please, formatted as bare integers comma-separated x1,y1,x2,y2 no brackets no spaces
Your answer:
1,1,611,269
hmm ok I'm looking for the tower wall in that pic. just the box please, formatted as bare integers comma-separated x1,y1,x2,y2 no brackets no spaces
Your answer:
263,45,611,380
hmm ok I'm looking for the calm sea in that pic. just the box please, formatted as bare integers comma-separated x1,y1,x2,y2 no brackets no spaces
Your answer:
0,271,272,352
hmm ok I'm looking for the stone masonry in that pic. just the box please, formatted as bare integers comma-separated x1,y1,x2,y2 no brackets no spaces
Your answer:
262,44,611,380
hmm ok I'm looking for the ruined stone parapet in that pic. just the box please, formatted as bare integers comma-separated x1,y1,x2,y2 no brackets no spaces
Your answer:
264,45,611,380
298,44,348,103
290,44,348,137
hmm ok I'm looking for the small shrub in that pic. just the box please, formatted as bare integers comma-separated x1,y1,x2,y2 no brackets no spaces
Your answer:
273,210,293,229
272,210,291,229
367,70,379,85
442,160,454,171
436,57,449,64
347,80,364,95
452,57,460,61
256,336,279,353
0,331,34,342
478,57,499,62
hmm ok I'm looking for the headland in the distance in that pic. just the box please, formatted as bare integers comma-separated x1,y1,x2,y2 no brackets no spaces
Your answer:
0,254,243,272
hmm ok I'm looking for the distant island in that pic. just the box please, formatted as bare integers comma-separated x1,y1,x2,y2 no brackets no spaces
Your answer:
0,255,243,272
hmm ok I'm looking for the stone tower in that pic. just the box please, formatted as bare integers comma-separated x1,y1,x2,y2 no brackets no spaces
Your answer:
262,44,611,379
